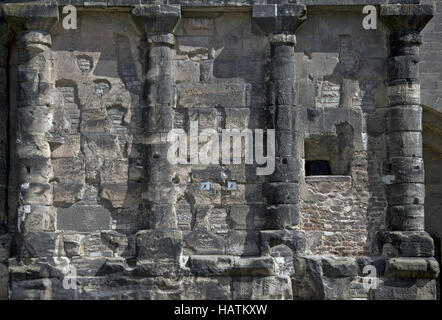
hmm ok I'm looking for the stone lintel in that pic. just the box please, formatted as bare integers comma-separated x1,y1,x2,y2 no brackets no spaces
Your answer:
252,4,306,35
2,3,59,33
131,4,181,34
380,4,434,32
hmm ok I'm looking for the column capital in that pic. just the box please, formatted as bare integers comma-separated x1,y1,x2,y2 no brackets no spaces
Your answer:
269,33,296,46
380,4,434,33
252,4,306,35
131,4,181,34
2,3,59,34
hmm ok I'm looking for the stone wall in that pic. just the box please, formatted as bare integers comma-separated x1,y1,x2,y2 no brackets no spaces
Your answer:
0,1,440,300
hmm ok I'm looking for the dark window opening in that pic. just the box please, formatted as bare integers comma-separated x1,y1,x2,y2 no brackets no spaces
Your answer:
306,160,331,176
304,123,354,176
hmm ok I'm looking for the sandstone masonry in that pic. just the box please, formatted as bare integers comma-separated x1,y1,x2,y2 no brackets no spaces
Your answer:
0,0,440,300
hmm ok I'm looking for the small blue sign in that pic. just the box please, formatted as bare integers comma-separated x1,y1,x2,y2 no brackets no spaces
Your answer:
227,181,237,191
201,182,211,191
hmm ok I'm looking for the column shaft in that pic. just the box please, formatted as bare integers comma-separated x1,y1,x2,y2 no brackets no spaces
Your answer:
380,3,434,232
265,34,301,230
143,33,177,230
15,30,55,233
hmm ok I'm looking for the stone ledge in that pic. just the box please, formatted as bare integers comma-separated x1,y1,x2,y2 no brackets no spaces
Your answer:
188,255,277,276
305,175,351,183
385,257,439,279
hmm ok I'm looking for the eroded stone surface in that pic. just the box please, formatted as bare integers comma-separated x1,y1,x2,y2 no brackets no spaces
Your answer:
0,2,439,301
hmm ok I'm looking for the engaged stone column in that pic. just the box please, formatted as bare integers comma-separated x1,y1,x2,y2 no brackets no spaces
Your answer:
132,5,180,231
380,4,433,232
0,10,12,234
253,5,307,256
131,5,183,270
4,4,59,235
376,4,440,291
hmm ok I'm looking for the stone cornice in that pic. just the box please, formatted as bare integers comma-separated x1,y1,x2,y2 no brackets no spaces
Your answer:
252,4,307,35
2,2,59,33
130,4,181,34
380,4,434,32
0,1,414,10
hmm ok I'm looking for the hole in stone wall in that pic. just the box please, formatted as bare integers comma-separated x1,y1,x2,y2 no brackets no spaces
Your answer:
305,160,331,176
304,122,354,176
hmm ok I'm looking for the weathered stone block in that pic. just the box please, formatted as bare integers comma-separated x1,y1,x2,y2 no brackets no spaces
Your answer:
388,183,425,206
22,232,64,258
183,229,224,255
225,231,260,256
321,256,358,278
385,257,439,279
22,205,55,232
388,204,424,231
275,131,297,157
265,204,299,229
177,83,249,108
370,278,437,300
100,183,141,208
136,230,182,261
71,256,107,277
263,182,299,204
183,277,231,300
186,183,221,205
101,231,136,258
142,106,173,133
50,135,81,159
63,233,85,258
268,157,302,183
390,157,424,184
389,132,423,157
20,182,52,206
175,60,200,83
387,83,420,106
0,262,8,300
0,235,10,262
189,255,276,277
17,156,52,184
260,230,306,256
274,105,293,131
53,183,84,205
83,233,113,258
229,205,256,230
387,55,419,82
387,105,422,132
232,275,293,300
57,205,111,232
148,203,177,230
183,18,214,36
380,231,434,257
225,108,250,130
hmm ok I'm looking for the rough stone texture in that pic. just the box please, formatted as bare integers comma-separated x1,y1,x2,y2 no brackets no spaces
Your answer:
0,1,440,300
